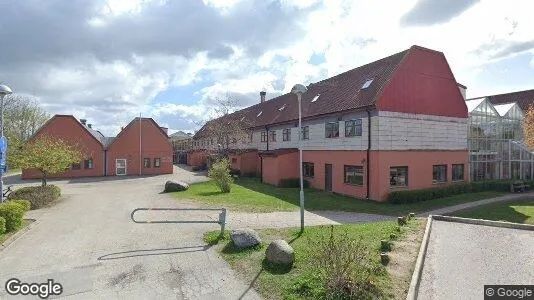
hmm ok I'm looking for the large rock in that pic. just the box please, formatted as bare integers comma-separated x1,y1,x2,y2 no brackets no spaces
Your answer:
164,181,189,192
230,228,261,249
266,240,294,266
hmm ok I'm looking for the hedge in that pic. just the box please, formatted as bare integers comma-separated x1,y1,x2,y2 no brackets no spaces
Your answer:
279,178,310,188
0,201,25,232
388,180,524,204
7,185,61,209
0,216,5,235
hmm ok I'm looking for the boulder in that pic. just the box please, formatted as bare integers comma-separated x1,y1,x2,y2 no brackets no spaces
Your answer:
230,228,261,249
265,240,294,266
164,181,189,192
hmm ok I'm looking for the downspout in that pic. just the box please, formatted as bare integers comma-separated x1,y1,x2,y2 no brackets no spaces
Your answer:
139,114,142,176
262,126,269,183
104,149,107,176
366,109,371,200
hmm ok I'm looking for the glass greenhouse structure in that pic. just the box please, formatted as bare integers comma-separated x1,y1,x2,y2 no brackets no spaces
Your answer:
467,97,532,181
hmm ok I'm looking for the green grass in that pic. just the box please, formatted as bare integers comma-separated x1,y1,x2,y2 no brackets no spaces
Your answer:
205,220,421,299
172,178,505,215
0,219,32,245
453,199,534,224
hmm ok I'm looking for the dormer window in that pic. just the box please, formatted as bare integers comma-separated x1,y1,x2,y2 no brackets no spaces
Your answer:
361,79,373,89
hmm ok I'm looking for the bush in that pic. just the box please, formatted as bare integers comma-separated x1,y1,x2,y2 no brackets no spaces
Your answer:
0,216,5,234
191,166,200,172
388,180,514,204
208,159,233,193
7,185,61,209
8,200,31,212
0,202,25,232
279,178,310,188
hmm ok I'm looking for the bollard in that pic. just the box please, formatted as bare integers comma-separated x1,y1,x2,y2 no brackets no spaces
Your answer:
397,216,407,226
219,208,227,238
381,240,391,252
409,212,415,219
380,253,389,265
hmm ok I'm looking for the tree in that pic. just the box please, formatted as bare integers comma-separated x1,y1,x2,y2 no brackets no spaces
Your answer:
17,136,85,186
3,94,49,168
523,104,534,149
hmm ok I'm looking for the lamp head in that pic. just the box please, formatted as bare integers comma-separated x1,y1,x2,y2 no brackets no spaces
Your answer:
291,84,307,95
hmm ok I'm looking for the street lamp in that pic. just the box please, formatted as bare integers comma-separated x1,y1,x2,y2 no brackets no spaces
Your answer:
291,83,307,232
0,84,13,203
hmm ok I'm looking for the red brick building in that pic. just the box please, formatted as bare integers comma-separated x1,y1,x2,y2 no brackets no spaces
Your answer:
22,115,173,179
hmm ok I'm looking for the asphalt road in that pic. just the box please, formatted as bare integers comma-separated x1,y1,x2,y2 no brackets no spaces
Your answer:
0,166,260,299
418,220,534,300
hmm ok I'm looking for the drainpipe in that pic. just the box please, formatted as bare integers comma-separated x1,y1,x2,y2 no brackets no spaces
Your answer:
104,149,108,176
366,109,371,200
139,114,142,176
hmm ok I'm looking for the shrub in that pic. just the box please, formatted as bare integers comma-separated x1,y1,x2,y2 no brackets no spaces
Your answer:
208,159,233,193
0,202,25,232
8,200,31,212
7,185,61,209
279,178,310,188
0,216,5,235
191,166,200,172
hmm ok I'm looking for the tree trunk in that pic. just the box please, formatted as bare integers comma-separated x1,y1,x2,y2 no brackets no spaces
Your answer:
41,171,47,187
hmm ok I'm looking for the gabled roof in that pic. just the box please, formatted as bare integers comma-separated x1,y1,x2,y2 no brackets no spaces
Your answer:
493,103,516,117
106,117,170,149
28,115,105,149
194,46,411,138
465,98,485,113
170,131,193,141
476,89,534,112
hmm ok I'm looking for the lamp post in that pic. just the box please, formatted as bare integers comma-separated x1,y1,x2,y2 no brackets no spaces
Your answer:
0,84,13,203
291,84,307,232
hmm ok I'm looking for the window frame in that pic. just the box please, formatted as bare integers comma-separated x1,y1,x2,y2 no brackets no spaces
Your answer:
344,165,364,186
390,166,408,188
452,164,465,182
144,158,151,168
154,158,161,168
71,162,81,170
261,131,268,142
345,119,362,137
302,162,314,178
433,165,447,184
325,122,340,138
301,126,309,140
84,158,94,170
269,130,276,142
282,128,291,141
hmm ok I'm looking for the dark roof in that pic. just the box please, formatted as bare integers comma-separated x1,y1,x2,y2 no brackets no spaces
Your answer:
170,131,192,140
258,148,299,157
476,89,534,112
194,46,411,138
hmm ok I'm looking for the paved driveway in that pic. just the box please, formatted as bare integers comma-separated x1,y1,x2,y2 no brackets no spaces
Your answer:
417,220,534,300
0,166,260,299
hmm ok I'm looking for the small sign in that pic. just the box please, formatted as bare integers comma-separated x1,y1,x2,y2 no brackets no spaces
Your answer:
0,136,6,153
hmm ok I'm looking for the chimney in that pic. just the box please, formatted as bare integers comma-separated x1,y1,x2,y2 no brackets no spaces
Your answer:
457,83,467,100
260,91,266,103
87,124,92,129
160,127,168,135
80,119,87,126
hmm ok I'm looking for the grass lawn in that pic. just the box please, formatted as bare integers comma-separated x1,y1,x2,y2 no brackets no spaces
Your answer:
452,199,534,224
0,219,33,245
205,219,422,299
171,177,505,215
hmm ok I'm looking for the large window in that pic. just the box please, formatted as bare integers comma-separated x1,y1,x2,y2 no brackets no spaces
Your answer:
452,164,465,181
325,122,339,138
301,126,309,140
283,128,291,141
144,158,151,168
390,166,408,187
433,165,447,183
154,158,161,168
84,158,93,169
303,162,314,178
269,131,276,142
261,131,267,142
345,119,362,137
344,165,363,185
71,162,81,170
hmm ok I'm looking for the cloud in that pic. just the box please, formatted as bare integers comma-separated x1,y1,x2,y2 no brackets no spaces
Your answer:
400,0,480,26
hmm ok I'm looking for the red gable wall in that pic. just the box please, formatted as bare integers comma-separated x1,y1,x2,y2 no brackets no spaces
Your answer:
376,46,468,118
21,115,105,179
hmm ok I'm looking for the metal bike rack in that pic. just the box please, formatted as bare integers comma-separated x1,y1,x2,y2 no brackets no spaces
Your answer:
130,208,227,237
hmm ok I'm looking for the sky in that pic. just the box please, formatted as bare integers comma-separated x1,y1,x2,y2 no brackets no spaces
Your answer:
1,0,533,136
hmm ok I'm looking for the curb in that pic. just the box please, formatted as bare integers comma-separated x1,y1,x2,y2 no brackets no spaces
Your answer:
0,218,39,253
406,215,534,299
406,215,433,300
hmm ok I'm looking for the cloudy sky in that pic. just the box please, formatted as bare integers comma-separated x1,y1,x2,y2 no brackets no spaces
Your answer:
1,0,533,136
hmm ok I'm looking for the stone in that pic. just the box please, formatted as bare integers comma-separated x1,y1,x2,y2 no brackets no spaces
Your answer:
230,228,261,249
164,181,189,192
265,240,294,266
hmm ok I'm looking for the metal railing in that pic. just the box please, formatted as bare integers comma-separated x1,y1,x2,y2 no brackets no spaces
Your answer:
131,208,227,237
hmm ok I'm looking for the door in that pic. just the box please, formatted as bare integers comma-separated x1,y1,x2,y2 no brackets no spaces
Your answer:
325,164,332,192
116,159,127,176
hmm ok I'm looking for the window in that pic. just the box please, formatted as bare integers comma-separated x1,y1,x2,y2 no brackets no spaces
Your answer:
345,119,362,137
154,158,161,168
301,126,309,140
144,158,151,168
282,128,291,141
84,158,93,169
71,163,81,170
249,132,253,142
279,104,286,111
390,166,408,187
344,165,364,185
433,165,447,183
325,122,339,138
452,164,464,181
269,131,276,142
257,111,263,117
303,162,314,178
311,94,320,102
261,131,268,142
361,79,373,89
